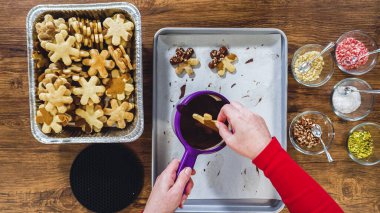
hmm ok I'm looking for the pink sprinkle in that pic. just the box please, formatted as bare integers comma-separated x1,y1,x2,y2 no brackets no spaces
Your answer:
335,37,369,70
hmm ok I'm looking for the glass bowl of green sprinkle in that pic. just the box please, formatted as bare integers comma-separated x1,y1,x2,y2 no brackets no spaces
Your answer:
347,122,379,166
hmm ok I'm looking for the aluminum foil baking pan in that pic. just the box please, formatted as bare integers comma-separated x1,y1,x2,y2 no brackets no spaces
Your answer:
26,2,144,144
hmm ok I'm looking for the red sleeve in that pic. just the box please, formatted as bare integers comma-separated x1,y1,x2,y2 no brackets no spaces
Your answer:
253,137,343,213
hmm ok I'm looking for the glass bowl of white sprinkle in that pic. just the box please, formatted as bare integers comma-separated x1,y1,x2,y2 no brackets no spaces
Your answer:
331,78,374,121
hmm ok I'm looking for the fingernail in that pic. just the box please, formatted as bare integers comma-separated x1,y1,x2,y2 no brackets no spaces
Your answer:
185,167,191,175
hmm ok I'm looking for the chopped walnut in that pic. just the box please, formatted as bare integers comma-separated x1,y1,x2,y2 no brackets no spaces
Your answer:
293,117,320,148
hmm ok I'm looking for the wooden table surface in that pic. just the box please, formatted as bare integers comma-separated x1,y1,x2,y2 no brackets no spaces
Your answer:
0,0,379,212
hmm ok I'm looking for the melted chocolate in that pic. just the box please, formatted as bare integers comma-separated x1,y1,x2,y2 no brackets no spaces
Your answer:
179,94,227,150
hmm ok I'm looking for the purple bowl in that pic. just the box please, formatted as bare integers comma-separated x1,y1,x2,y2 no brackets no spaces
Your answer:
172,90,230,177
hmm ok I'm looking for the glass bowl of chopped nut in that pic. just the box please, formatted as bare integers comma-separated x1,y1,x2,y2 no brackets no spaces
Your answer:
347,122,380,166
289,111,335,155
291,44,334,87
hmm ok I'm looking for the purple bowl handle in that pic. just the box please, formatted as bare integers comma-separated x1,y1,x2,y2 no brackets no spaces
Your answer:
176,149,198,178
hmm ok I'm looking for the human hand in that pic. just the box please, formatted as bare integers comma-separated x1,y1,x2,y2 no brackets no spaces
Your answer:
217,102,271,160
144,159,195,213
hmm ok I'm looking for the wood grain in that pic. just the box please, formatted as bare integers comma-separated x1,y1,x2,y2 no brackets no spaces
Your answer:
0,0,379,212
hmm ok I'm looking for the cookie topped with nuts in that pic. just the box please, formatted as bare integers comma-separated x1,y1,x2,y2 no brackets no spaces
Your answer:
170,47,199,76
209,46,238,77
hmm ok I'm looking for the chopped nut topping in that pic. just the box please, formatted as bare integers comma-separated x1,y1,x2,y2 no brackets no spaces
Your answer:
208,46,230,69
170,47,194,65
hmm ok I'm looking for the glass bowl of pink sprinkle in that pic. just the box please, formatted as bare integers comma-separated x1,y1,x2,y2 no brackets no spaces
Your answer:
335,30,378,75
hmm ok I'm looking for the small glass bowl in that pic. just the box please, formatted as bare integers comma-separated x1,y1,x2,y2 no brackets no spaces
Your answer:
335,30,378,75
347,122,380,166
291,44,334,87
331,78,374,121
289,111,335,155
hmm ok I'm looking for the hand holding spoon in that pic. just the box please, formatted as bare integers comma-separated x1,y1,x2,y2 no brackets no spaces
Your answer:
311,124,333,162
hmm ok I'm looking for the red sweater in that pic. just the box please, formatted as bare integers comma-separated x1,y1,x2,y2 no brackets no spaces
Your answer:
253,137,343,213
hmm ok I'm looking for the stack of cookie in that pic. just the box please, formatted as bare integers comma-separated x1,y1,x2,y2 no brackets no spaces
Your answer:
33,13,136,134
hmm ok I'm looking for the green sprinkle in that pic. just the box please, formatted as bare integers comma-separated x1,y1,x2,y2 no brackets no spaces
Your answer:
348,131,374,159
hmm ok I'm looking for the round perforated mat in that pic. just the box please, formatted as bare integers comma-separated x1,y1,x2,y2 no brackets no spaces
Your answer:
70,144,144,212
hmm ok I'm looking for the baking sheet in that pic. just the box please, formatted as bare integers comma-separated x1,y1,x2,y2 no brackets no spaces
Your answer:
153,28,287,211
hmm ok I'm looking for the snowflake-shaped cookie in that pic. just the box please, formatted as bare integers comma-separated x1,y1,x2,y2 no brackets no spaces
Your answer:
36,105,71,134
35,14,67,42
209,46,238,77
108,45,134,73
217,54,238,76
73,76,105,105
104,99,134,129
32,51,49,69
170,47,199,76
75,104,105,133
45,30,80,65
38,83,73,113
103,14,134,46
105,69,134,101
82,49,115,78
192,113,218,132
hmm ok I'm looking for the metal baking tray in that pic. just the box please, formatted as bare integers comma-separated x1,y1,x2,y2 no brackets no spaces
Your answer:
152,28,287,212
26,2,144,144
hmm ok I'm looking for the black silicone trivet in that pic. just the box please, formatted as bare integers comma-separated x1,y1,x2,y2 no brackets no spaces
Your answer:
70,144,144,213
